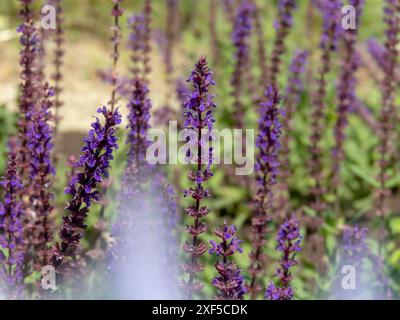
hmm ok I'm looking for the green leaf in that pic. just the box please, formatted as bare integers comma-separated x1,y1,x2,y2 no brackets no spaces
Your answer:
389,217,400,234
348,164,380,188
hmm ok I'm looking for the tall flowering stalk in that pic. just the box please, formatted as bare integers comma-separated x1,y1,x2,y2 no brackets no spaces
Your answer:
265,215,302,300
309,0,342,214
366,38,400,85
277,50,308,215
222,0,236,24
51,107,121,270
17,0,38,177
375,0,400,217
142,0,152,83
181,57,216,299
209,0,219,65
251,0,269,88
166,0,179,74
332,0,364,194
109,0,124,111
126,78,151,168
231,0,254,128
50,0,65,137
27,84,55,269
128,14,145,79
0,150,25,298
248,86,283,298
209,224,246,300
269,0,298,87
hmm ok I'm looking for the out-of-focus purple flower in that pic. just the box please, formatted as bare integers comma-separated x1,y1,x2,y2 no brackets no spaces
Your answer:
278,50,308,214
231,0,255,128
366,38,400,84
332,0,364,192
265,215,302,300
181,57,216,298
17,0,39,177
375,0,400,217
209,223,246,300
176,78,190,109
252,0,269,88
248,85,283,298
222,0,236,24
109,0,125,111
126,77,151,168
49,0,65,136
142,0,152,83
165,0,179,74
309,0,342,214
318,0,343,51
366,38,386,70
0,150,25,297
52,107,121,270
26,83,55,268
342,226,368,266
270,0,298,86
128,13,145,78
332,226,369,299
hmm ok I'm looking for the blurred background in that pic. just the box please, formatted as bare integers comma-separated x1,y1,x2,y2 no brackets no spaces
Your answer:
0,0,398,299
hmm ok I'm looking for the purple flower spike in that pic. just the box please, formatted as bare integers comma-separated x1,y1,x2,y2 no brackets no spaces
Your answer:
209,223,246,300
231,0,255,127
142,0,152,83
181,57,216,299
52,107,121,270
109,0,125,111
278,50,308,214
27,83,55,268
270,0,298,86
265,215,302,300
49,0,65,137
248,85,283,298
375,0,400,217
126,77,152,168
0,150,25,298
128,14,145,78
332,0,364,193
309,0,342,214
17,0,39,177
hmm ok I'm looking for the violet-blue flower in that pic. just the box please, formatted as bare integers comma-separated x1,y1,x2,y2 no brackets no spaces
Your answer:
265,215,302,300
181,57,216,299
52,107,121,270
209,223,246,300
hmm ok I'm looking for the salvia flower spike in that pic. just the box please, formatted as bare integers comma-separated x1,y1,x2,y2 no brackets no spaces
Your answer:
0,149,25,298
17,0,38,177
375,0,400,217
50,0,65,137
142,0,152,83
128,14,145,79
181,57,216,299
332,0,364,194
265,215,302,300
209,223,246,300
109,0,124,111
270,0,298,87
248,85,283,298
27,83,55,268
231,0,255,128
309,0,342,214
52,107,121,270
277,50,308,215
126,78,152,168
